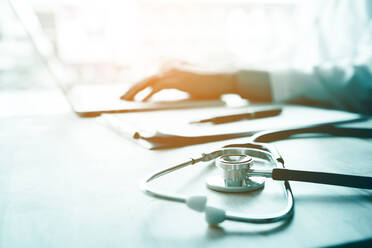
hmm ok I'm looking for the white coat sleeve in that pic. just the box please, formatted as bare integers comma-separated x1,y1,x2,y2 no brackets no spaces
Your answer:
238,0,372,115
269,64,372,114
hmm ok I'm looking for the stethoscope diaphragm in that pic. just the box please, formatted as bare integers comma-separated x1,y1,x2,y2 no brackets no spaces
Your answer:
206,154,265,192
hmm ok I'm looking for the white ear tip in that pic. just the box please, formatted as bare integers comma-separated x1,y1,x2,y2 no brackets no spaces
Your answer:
186,196,207,212
205,206,226,225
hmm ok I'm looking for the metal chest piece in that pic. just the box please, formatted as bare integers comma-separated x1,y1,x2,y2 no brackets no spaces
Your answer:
206,154,265,192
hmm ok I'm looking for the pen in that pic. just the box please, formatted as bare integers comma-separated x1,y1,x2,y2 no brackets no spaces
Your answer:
190,107,282,124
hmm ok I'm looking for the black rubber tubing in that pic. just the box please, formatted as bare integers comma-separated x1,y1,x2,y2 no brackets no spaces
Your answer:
272,168,372,189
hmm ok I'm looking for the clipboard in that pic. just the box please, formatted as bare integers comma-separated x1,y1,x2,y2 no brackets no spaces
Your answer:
98,104,363,149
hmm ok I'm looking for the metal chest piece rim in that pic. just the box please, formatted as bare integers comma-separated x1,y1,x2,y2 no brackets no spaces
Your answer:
206,154,265,192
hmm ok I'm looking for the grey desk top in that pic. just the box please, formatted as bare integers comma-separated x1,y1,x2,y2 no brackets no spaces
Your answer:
1,107,372,247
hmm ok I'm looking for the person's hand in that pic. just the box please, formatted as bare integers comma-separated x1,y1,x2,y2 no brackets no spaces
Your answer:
121,67,238,101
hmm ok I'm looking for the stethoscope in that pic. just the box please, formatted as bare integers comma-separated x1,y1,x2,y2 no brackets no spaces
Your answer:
140,122,372,226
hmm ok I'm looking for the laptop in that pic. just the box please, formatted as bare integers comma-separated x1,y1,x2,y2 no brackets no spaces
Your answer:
9,0,228,117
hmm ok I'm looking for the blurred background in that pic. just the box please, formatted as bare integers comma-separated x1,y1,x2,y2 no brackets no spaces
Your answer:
0,0,300,93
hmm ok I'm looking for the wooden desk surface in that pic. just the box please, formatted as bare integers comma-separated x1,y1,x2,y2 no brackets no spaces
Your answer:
1,111,372,247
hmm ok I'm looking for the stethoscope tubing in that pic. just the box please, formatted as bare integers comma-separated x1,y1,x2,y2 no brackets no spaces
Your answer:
244,168,372,189
271,168,372,189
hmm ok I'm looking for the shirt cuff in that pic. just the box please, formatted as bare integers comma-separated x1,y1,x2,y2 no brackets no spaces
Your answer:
269,70,293,102
236,70,272,102
269,68,330,103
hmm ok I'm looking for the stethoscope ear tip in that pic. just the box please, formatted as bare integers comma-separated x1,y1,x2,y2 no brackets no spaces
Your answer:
186,196,226,225
186,195,207,212
205,206,226,225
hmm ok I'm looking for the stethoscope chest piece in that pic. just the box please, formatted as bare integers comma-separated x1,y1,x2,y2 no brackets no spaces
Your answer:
206,154,265,192
141,144,295,225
